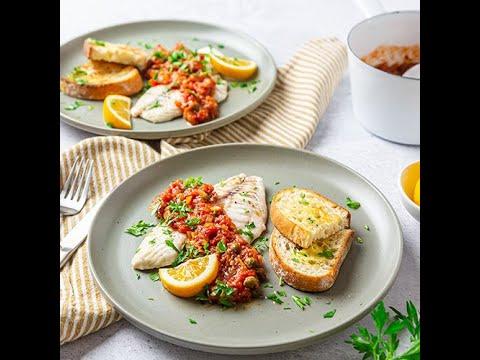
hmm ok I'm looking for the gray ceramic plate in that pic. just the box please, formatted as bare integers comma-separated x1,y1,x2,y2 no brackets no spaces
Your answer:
60,20,276,139
88,144,403,354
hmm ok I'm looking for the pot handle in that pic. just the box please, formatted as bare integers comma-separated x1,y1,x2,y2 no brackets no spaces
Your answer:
354,0,385,18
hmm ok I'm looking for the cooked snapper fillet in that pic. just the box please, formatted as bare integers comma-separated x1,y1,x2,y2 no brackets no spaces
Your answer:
131,81,229,123
214,174,267,243
131,223,186,270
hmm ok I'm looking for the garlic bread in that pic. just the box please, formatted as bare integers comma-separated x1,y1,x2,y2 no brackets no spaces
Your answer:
269,227,354,292
60,60,143,100
270,188,350,248
83,38,150,70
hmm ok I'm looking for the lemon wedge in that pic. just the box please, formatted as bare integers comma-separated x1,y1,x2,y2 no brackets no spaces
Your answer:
159,254,219,298
413,179,420,206
209,52,257,81
103,95,132,129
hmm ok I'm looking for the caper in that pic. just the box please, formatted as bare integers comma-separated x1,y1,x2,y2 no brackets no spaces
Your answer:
243,276,259,289
244,257,258,268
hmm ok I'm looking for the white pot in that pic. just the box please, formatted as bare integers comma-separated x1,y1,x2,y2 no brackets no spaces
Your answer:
348,3,420,145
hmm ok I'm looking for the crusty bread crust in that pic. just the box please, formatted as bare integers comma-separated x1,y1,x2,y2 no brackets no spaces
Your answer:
60,61,143,100
83,39,149,70
270,188,351,248
269,228,354,292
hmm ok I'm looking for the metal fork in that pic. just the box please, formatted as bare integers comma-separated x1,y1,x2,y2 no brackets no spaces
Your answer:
60,157,94,216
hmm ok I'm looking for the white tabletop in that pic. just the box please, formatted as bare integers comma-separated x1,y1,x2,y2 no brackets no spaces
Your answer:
60,0,420,358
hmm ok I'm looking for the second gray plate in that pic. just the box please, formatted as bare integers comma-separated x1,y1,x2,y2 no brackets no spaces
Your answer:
88,144,403,354
60,20,277,139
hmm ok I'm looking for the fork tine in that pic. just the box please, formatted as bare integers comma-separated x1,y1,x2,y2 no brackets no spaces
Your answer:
68,158,85,200
78,159,94,203
72,158,90,201
60,156,80,198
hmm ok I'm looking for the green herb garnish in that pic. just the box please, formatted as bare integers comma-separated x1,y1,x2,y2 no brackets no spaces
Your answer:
253,235,269,253
165,239,179,252
274,181,280,185
64,100,88,111
292,295,312,310
125,220,155,236
364,225,370,231
238,222,256,240
346,300,420,360
356,237,364,244
147,100,162,110
185,217,201,230
323,309,336,318
217,44,225,49
168,200,192,218
266,292,284,305
346,197,361,209
184,176,203,188
317,249,334,259
136,273,141,280
299,193,309,205
216,240,227,253
229,79,260,93
149,272,160,282
75,78,87,85
188,318,197,324
138,41,153,49
90,38,106,46
263,283,273,288
278,276,285,287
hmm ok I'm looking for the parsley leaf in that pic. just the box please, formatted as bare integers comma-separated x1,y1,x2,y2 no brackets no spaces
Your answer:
346,197,361,209
184,176,203,188
317,249,334,259
323,309,336,318
346,300,420,360
168,200,192,218
149,271,160,282
216,240,227,253
64,100,89,111
125,220,155,236
188,318,197,324
185,217,201,230
266,292,284,305
253,235,269,253
238,222,256,240
292,295,312,310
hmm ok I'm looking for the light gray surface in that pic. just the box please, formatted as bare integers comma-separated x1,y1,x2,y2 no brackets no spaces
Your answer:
60,0,420,359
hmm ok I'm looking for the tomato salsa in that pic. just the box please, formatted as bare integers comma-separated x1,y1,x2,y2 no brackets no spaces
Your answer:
153,178,266,306
145,43,221,125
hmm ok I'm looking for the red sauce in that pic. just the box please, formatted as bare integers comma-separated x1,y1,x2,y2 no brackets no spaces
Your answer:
145,43,220,125
154,179,265,305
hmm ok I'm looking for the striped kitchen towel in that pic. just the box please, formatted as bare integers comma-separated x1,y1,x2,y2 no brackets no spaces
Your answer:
60,38,347,344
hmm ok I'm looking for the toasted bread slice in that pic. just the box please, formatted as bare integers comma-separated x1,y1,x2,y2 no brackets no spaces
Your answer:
269,227,354,292
270,188,350,248
83,38,150,70
60,60,143,100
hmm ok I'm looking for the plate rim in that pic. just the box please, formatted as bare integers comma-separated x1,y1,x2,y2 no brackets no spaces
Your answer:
60,19,277,140
87,143,403,354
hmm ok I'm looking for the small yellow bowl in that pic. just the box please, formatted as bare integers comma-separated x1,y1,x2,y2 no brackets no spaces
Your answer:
398,160,420,222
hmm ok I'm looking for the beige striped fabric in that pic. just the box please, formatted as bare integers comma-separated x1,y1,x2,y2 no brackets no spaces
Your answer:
60,38,347,345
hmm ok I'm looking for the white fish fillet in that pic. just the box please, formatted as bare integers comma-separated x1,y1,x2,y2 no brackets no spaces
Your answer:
131,224,186,270
214,174,267,243
131,81,229,123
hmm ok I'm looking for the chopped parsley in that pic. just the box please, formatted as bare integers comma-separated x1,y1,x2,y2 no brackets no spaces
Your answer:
299,193,309,205
149,271,160,282
136,273,141,280
323,309,336,318
75,78,87,85
171,244,200,267
266,292,284,305
277,290,287,297
203,242,210,254
184,176,203,188
253,235,269,253
216,240,227,253
263,283,274,288
165,239,179,252
64,100,91,111
278,276,285,287
148,297,154,301
217,44,225,49
292,295,312,310
188,318,197,324
90,38,106,46
147,100,162,110
317,249,334,259
153,51,166,59
364,225,370,231
238,222,256,240
148,239,156,245
211,280,235,307
137,41,153,49
274,181,280,185
168,200,192,218
283,307,292,310
185,217,201,230
125,220,155,236
229,79,260,93
346,197,361,209
356,236,364,244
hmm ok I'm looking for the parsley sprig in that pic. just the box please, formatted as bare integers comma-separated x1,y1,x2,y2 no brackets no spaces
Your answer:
238,222,256,240
184,176,203,188
168,200,192,218
253,235,269,253
346,300,420,360
230,79,260,93
125,220,155,236
346,197,361,209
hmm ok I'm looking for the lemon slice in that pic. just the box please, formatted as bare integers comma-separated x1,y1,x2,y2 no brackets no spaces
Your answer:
209,52,257,81
103,95,132,129
159,254,219,298
413,179,420,206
